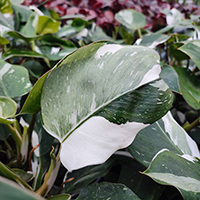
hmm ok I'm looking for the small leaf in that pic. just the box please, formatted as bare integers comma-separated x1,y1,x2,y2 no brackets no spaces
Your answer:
0,36,9,45
0,96,16,118
174,67,200,110
136,34,170,48
0,0,13,15
179,40,200,70
36,16,60,35
160,64,180,93
0,60,32,98
2,49,47,60
169,43,189,61
11,3,32,23
76,182,141,200
115,9,146,30
144,150,200,200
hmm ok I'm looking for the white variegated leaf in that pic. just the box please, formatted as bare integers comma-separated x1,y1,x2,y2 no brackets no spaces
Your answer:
41,42,173,171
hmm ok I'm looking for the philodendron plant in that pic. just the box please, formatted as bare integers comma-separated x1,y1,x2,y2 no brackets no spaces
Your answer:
1,40,200,199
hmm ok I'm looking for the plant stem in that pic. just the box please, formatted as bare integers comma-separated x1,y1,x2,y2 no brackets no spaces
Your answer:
183,116,200,132
6,124,22,158
137,28,142,38
36,147,61,197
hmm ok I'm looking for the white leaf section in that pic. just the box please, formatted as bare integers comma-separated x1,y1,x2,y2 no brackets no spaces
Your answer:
60,116,149,171
95,44,123,59
138,64,161,88
162,112,200,158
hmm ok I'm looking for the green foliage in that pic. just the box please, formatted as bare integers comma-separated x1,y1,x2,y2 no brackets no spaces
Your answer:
0,1,200,199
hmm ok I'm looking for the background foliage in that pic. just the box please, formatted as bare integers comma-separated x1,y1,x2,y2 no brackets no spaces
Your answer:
0,0,200,199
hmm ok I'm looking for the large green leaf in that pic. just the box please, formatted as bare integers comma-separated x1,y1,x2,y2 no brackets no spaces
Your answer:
76,182,141,200
41,42,173,171
115,9,146,30
128,111,200,167
174,67,200,110
0,176,44,200
178,40,200,70
0,60,32,98
144,150,200,199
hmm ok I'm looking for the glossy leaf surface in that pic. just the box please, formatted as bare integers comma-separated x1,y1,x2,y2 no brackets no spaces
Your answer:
0,60,32,98
76,182,141,200
128,111,200,167
41,42,173,171
144,150,200,200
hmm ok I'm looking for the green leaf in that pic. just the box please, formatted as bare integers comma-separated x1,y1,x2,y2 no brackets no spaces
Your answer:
144,150,200,200
76,182,141,200
0,36,9,45
47,194,71,200
0,176,44,200
128,111,200,167
2,49,47,60
22,60,44,79
0,0,13,15
11,3,32,22
0,12,14,30
0,161,33,190
37,46,76,61
90,26,123,43
178,40,200,70
41,42,173,171
0,60,32,98
160,64,180,93
0,123,10,140
118,159,165,200
55,25,85,38
0,96,16,118
136,34,170,48
12,169,33,182
40,35,76,48
64,158,115,194
174,67,200,110
19,71,50,115
36,16,60,35
115,9,146,30
169,43,189,61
